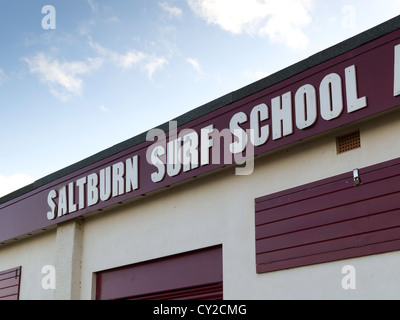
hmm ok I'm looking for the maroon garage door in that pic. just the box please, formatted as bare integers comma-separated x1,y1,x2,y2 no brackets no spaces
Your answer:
255,157,400,274
96,246,223,300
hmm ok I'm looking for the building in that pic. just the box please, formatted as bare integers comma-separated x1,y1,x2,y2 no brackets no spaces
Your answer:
2,16,400,300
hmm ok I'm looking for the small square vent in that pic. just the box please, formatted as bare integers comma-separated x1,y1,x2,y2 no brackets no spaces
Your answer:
337,131,361,154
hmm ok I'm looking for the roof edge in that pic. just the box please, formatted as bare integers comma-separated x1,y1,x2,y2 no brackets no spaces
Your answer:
2,15,400,205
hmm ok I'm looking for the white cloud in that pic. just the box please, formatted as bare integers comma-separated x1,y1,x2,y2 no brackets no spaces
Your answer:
186,58,203,75
144,56,168,79
87,0,99,12
188,0,313,49
24,53,103,102
244,70,270,82
0,69,5,86
114,51,147,69
0,174,35,198
342,5,356,30
100,105,109,112
78,19,96,36
159,1,183,18
88,38,167,79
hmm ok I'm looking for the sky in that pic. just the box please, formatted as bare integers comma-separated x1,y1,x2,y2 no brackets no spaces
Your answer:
0,0,400,197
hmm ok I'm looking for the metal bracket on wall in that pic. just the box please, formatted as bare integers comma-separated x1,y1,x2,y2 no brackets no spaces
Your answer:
353,169,361,186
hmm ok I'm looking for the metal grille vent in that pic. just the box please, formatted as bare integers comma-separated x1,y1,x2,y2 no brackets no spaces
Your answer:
337,131,361,154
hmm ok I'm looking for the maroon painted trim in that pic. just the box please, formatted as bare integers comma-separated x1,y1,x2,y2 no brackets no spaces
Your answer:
255,157,400,274
95,246,222,300
2,25,400,243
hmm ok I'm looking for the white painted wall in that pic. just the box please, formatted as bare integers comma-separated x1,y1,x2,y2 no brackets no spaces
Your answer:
0,230,56,300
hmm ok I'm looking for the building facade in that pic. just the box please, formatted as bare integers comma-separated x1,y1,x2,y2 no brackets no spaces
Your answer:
2,16,400,300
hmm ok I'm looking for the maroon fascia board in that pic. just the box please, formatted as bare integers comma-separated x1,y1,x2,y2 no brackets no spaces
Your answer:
2,18,400,243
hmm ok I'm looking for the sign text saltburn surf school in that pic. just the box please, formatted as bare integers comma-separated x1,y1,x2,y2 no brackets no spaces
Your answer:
45,60,375,221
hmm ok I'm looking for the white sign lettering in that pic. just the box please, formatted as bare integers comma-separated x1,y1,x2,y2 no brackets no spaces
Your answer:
47,156,139,220
394,44,400,97
46,63,369,220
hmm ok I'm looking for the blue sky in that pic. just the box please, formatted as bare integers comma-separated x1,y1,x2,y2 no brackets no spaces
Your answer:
1,0,400,196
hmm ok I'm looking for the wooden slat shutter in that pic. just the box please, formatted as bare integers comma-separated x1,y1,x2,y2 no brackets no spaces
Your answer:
96,246,223,300
255,158,400,274
129,283,223,300
0,267,22,300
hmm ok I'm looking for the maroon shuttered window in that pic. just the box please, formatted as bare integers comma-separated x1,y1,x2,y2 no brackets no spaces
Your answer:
96,246,223,300
0,267,21,300
255,157,400,274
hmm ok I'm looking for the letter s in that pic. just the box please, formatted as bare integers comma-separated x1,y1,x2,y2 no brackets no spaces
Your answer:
47,190,57,220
